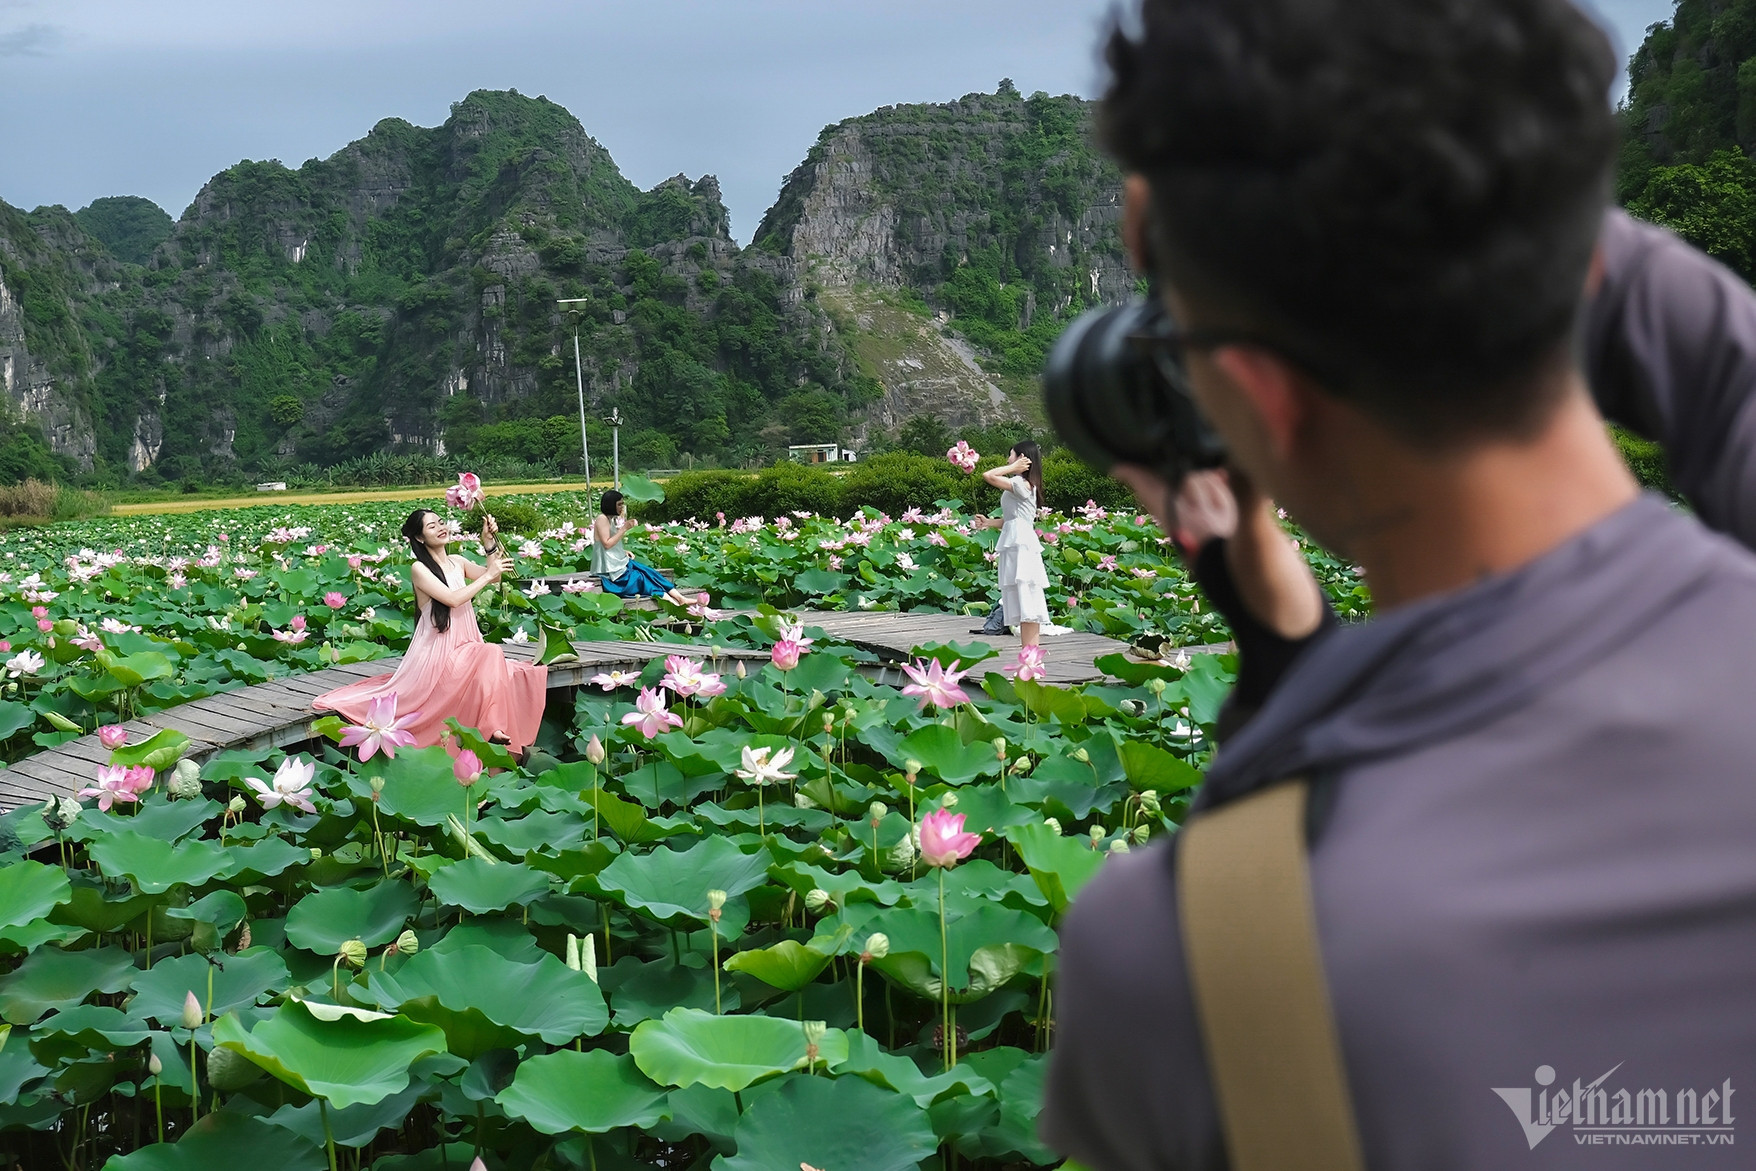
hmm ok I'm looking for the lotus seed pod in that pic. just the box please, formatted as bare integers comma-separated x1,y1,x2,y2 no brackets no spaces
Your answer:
904,759,922,781
1089,824,1106,844
940,791,958,809
1108,838,1132,855
369,776,386,794
1132,824,1152,845
395,929,419,957
706,889,727,911
1147,677,1168,695
226,796,246,814
148,1053,163,1076
1010,755,1033,774
1120,699,1146,718
169,759,202,799
1043,817,1063,835
566,934,582,971
864,932,890,960
338,938,368,968
801,1020,827,1045
823,712,835,734
1139,790,1162,816
181,990,202,1030
735,660,747,679
804,888,831,913
584,734,607,765
205,1044,263,1090
1070,746,1091,763
993,737,1007,760
309,847,323,861
868,801,887,822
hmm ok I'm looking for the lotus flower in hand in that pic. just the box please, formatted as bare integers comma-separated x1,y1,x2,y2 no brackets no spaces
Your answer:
446,472,485,510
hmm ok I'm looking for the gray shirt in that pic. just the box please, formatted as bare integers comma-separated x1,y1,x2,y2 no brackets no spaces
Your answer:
1042,212,1756,1169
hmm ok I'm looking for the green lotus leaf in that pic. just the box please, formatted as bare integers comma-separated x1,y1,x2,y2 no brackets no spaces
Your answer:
584,787,693,844
617,472,666,503
716,1070,938,1171
164,890,246,930
630,1007,847,1092
0,946,137,1024
606,958,740,1028
0,701,33,740
263,1083,423,1149
48,878,155,933
283,881,418,954
98,650,175,689
1002,822,1110,916
722,940,831,992
835,1031,995,1108
497,1049,670,1134
0,1028,48,1103
83,796,219,842
472,809,588,855
108,726,190,770
221,836,311,881
984,1053,1056,1163
212,1000,446,1109
860,902,1057,995
371,746,472,827
425,858,551,914
129,950,290,1026
86,829,231,895
596,836,770,925
873,943,1039,1005
860,723,999,786
104,1107,325,1170
1118,740,1202,794
0,861,70,933
29,1005,152,1064
364,944,606,1058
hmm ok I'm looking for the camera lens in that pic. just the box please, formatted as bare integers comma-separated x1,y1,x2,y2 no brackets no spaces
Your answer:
1042,297,1227,484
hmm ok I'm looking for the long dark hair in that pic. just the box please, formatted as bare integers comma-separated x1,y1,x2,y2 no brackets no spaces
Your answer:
1012,440,1044,501
401,509,452,633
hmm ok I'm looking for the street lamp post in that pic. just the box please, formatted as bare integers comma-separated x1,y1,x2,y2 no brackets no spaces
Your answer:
556,297,592,503
606,407,622,488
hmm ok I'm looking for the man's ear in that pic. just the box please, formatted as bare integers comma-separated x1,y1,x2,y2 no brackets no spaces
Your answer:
1584,241,1607,298
1208,347,1311,462
1124,174,1152,273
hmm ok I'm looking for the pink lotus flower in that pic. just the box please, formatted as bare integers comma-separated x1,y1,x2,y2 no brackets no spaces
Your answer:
946,440,981,474
590,670,640,691
78,764,154,812
454,749,483,787
98,725,128,750
1098,554,1118,571
919,809,981,867
246,756,317,814
323,591,346,610
621,687,683,739
901,658,971,711
446,472,485,510
292,615,307,632
273,626,309,645
1006,645,1047,682
347,554,363,570
338,693,422,761
0,641,10,653
30,606,46,619
36,618,51,633
694,672,726,698
662,655,706,696
771,639,803,671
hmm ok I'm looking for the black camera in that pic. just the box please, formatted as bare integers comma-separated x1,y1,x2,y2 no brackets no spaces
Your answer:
1042,293,1227,486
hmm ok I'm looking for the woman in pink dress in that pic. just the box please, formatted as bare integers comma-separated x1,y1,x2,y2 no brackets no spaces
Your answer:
314,509,548,756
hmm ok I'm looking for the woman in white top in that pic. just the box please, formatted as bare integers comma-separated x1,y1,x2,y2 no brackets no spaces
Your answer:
982,440,1051,648
591,489,703,607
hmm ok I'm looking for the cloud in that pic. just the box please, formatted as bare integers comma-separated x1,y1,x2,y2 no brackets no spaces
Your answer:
0,22,58,56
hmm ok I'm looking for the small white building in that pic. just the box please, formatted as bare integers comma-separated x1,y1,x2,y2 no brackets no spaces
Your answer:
256,482,288,492
788,444,857,464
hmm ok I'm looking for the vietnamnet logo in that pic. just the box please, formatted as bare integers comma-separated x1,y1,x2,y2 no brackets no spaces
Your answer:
1494,1065,1736,1149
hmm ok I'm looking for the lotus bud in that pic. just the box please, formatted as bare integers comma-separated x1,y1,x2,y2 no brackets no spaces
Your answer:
993,737,1007,760
1108,838,1131,855
181,990,202,1030
862,932,890,961
227,796,246,814
1132,824,1152,845
469,1158,488,1171
1139,790,1162,816
1043,817,1063,835
1120,699,1146,718
1070,746,1091,763
585,734,607,765
566,933,583,971
940,791,958,809
734,660,747,679
338,938,368,968
169,759,202,799
581,933,598,983
148,1052,163,1076
1010,755,1033,774
868,801,887,824
1147,677,1168,695
804,888,832,913
1088,824,1106,844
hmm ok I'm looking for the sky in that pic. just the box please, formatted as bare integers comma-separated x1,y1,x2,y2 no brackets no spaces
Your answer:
0,0,1681,245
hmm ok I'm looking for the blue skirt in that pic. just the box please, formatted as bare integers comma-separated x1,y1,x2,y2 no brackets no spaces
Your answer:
602,559,674,598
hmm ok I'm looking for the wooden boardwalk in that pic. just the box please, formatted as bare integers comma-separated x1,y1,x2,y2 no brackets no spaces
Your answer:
0,609,1165,812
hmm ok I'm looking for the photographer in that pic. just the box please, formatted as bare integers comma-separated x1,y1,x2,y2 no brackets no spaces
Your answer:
1040,2,1756,1169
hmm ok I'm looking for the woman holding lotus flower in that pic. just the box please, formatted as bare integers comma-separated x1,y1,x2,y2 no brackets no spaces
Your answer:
314,507,546,758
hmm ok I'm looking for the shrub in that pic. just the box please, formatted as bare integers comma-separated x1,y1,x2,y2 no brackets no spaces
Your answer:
1040,453,1136,513
470,499,547,535
637,470,758,524
0,479,107,526
1610,425,1675,495
747,460,845,517
834,453,976,516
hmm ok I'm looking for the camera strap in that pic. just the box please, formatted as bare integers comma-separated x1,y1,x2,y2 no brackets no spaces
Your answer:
1178,778,1366,1171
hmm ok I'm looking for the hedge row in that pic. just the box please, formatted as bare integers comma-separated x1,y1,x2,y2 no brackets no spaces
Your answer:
637,453,1136,523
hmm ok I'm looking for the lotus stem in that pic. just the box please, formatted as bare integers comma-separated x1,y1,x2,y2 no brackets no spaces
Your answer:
939,866,952,1071
320,1098,338,1171
710,922,721,1014
188,1035,200,1124
856,960,866,1036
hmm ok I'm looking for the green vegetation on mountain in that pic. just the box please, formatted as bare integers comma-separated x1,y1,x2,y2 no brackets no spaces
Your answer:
73,196,173,265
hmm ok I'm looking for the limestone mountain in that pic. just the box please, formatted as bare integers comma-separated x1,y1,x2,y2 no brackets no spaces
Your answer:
0,84,1128,485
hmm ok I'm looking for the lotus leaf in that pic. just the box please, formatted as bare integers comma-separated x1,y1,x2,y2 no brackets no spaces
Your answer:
0,861,70,933
104,1109,325,1170
221,836,311,881
1118,740,1202,793
107,727,190,770
129,950,289,1025
165,889,246,930
716,1071,938,1171
0,702,32,740
264,1083,423,1149
836,1031,995,1108
97,650,175,689
596,836,770,925
426,858,551,913
618,472,666,503
212,1000,447,1109
48,878,155,933
364,944,606,1057
1003,823,1110,916
606,959,739,1028
498,1049,671,1134
83,796,219,842
87,830,231,895
371,746,473,826
861,902,1057,996
0,946,137,1024
721,940,831,992
630,1007,848,1091
283,880,418,953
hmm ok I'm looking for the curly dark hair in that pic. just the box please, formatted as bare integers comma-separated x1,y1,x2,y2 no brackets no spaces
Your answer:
1100,0,1618,447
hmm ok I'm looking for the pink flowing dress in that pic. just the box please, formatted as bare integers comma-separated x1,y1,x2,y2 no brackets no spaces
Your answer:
313,556,547,753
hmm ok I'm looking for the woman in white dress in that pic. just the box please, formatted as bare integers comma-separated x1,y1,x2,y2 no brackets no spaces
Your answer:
982,440,1050,648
